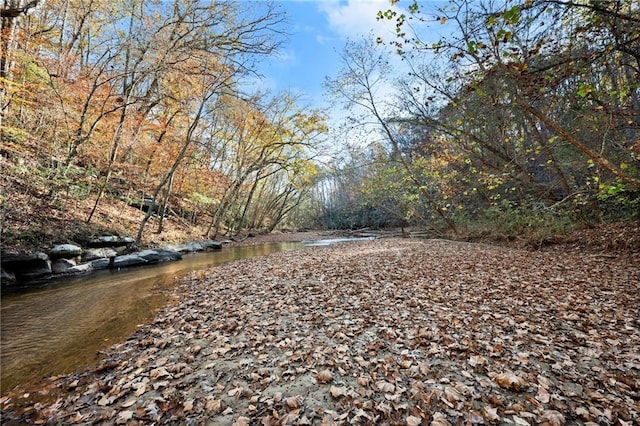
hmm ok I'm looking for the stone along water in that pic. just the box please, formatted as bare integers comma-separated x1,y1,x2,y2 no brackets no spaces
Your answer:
0,242,303,394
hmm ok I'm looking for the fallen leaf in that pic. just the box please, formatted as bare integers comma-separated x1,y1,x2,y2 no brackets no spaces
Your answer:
513,415,530,425
431,412,452,426
469,355,487,367
285,396,302,409
484,405,500,422
535,385,550,403
407,415,422,426
121,397,137,408
329,385,347,398
115,410,133,425
375,380,395,393
493,372,528,391
205,398,222,414
316,369,333,383
232,416,250,426
541,410,565,426
183,398,194,412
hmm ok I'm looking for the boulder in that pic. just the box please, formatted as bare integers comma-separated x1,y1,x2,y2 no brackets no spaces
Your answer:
1,268,16,285
67,263,94,274
91,258,111,270
138,249,182,263
49,244,82,260
82,248,117,262
87,236,135,248
52,258,76,274
1,251,52,281
16,260,52,281
201,241,223,250
1,250,49,266
112,254,148,268
167,242,204,253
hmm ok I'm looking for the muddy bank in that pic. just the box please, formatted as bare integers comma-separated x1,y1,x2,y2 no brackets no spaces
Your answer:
1,238,638,424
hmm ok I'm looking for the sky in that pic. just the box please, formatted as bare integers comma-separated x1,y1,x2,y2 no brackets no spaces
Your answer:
253,0,411,111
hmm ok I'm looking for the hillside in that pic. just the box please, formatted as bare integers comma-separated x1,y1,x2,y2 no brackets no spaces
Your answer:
1,152,210,252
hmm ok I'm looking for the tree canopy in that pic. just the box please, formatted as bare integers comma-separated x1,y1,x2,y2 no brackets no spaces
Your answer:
318,0,639,238
1,0,638,246
1,0,326,245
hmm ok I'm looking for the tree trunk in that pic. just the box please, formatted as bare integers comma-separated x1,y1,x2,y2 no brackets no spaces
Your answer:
156,171,174,234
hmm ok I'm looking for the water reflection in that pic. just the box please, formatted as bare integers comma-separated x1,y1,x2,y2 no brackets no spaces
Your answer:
0,242,302,394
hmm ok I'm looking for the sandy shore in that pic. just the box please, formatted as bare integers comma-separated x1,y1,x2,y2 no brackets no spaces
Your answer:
1,237,638,424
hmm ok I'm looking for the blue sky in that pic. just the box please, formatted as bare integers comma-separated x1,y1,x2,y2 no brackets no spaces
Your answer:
254,0,407,109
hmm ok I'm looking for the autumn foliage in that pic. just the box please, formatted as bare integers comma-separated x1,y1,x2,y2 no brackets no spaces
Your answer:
1,0,326,247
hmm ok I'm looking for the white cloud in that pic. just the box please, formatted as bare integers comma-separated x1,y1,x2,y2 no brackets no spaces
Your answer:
274,48,299,66
317,0,402,40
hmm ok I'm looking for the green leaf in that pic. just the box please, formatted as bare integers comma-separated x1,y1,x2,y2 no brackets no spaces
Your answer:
577,84,593,98
503,6,521,25
467,40,476,53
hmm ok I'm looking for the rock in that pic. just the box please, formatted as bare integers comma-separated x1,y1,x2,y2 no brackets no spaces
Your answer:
1,268,16,285
87,236,135,248
1,251,52,281
1,250,49,265
52,258,76,274
67,263,94,274
167,242,204,253
16,260,52,281
112,254,148,268
201,241,223,250
49,244,82,260
138,249,182,263
90,258,111,270
82,248,117,262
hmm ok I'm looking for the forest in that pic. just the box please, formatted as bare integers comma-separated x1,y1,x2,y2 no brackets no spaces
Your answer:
1,0,639,249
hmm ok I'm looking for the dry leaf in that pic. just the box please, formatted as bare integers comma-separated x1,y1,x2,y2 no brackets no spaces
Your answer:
228,387,244,397
316,369,333,383
484,405,500,422
121,397,137,408
183,399,194,412
443,386,462,403
512,415,530,426
356,376,370,386
541,410,565,426
469,355,487,367
133,382,147,397
232,417,251,426
407,415,422,426
285,396,302,409
149,367,170,380
535,385,550,403
431,412,452,426
575,407,589,419
205,398,222,414
493,372,528,391
329,385,347,398
375,380,395,393
115,410,133,425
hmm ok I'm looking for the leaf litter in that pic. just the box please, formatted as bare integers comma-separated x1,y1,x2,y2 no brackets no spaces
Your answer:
1,238,638,425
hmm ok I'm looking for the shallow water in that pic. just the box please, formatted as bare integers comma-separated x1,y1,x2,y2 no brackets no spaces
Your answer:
0,242,303,394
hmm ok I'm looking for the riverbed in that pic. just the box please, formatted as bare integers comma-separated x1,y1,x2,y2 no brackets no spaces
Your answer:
2,237,637,424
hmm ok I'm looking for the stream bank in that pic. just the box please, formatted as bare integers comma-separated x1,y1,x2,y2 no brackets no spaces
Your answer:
0,232,351,394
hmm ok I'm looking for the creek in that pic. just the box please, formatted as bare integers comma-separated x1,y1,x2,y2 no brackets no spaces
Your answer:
1,241,315,394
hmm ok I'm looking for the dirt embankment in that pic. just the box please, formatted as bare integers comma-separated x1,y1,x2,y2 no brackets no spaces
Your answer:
1,234,638,425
